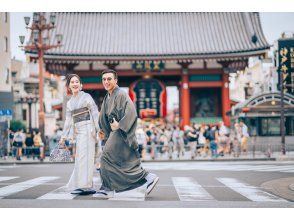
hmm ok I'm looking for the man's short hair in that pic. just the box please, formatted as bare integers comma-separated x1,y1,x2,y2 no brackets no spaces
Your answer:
101,69,118,79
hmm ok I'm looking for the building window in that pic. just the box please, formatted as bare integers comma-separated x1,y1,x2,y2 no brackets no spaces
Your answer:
285,117,294,136
260,118,280,136
12,71,17,78
244,87,253,99
6,68,10,84
4,37,8,52
5,12,8,22
22,109,27,121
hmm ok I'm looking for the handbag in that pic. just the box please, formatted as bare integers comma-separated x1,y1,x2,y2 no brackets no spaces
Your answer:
49,144,71,162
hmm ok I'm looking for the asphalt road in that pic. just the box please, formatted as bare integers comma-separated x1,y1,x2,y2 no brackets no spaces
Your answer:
1,161,294,207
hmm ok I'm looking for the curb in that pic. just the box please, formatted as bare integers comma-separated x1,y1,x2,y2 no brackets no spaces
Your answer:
141,158,276,163
276,157,294,161
0,161,74,165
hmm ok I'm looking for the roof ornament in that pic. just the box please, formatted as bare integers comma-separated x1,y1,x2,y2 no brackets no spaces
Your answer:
251,34,258,44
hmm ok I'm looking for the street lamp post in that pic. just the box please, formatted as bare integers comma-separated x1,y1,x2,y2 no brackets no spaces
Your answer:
19,12,62,140
18,96,38,132
279,69,286,155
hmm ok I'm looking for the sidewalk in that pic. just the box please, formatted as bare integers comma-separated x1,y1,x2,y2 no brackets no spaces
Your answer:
1,151,294,165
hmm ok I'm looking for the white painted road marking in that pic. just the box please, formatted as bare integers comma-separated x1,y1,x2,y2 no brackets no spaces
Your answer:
217,178,287,202
109,184,146,201
0,176,19,182
37,185,76,200
172,177,215,201
0,176,59,198
142,162,294,173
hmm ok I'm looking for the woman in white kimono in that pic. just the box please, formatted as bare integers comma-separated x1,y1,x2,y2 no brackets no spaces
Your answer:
59,74,99,195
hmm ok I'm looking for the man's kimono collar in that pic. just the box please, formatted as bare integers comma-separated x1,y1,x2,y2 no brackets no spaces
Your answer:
108,86,120,97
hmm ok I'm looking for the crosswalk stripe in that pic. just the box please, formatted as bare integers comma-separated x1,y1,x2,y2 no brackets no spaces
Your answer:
0,175,290,202
109,185,146,201
38,176,102,200
253,166,294,172
142,162,294,173
0,177,19,182
37,185,76,200
217,178,287,202
93,176,146,201
172,177,215,201
244,166,288,171
0,176,59,198
281,170,294,173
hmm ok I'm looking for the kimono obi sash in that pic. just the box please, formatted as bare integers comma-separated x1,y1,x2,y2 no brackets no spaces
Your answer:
72,107,90,124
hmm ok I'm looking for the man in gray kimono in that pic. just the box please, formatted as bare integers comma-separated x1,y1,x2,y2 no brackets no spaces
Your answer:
93,69,159,198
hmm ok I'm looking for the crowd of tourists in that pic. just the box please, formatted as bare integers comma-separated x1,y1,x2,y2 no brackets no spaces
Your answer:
0,129,46,161
135,119,250,159
0,119,249,161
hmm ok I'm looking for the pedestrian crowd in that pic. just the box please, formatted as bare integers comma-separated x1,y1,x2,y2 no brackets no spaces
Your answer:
0,128,46,161
0,120,249,161
135,119,250,159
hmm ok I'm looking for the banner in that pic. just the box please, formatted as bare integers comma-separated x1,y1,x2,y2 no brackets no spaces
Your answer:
278,38,294,95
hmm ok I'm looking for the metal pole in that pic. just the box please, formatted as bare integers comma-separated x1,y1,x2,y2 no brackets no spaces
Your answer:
7,119,10,156
38,39,45,141
28,102,32,132
280,70,286,155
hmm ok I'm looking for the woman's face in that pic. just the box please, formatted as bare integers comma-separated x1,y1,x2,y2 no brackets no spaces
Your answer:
69,76,81,94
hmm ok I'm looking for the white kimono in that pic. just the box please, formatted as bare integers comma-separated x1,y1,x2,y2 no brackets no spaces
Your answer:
61,91,99,190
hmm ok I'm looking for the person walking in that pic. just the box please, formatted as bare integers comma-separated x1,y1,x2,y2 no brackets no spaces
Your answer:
172,126,185,158
12,129,25,160
240,120,249,155
186,126,198,159
33,131,44,161
207,125,218,158
136,127,147,159
59,73,99,195
24,131,34,158
94,69,159,198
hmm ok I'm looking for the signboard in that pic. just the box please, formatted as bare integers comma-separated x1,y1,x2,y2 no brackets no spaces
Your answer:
0,109,13,122
132,61,165,72
129,79,167,119
278,38,294,94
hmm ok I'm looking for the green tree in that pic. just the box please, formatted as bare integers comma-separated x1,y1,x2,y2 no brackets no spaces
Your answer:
10,120,26,132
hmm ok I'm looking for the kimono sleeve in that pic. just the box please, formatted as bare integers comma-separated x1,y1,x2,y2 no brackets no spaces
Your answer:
87,95,100,132
61,102,73,139
117,93,137,134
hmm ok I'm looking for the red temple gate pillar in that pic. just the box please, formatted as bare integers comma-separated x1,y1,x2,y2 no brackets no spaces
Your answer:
180,67,191,128
222,73,231,127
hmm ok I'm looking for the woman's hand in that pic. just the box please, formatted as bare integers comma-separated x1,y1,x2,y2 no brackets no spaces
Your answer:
98,130,105,140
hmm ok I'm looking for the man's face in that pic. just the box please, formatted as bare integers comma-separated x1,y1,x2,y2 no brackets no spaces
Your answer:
102,72,117,92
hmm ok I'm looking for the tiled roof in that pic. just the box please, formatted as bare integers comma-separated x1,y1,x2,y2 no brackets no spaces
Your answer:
39,12,270,60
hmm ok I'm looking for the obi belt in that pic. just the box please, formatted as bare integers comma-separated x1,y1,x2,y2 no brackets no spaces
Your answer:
72,107,90,123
